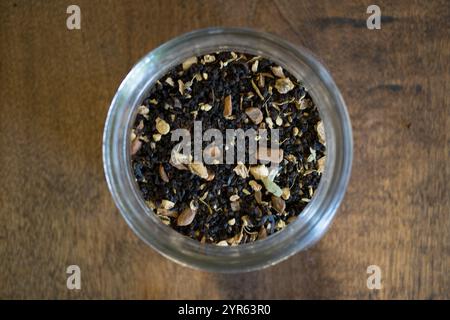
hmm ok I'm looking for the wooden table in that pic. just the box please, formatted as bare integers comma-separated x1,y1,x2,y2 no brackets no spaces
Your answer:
0,0,448,299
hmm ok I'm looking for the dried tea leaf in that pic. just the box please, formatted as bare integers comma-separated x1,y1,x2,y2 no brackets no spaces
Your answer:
182,56,198,71
155,117,170,135
292,127,300,136
216,240,229,246
223,95,232,117
275,78,295,94
245,107,263,124
228,218,236,226
271,66,285,78
249,165,269,180
233,163,249,179
271,196,286,213
159,164,169,183
262,177,282,197
189,162,209,179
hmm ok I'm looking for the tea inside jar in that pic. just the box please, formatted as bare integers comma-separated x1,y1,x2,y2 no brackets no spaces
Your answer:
130,51,326,245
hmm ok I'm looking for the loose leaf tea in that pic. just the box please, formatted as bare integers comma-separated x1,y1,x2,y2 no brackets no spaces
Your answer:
130,51,326,245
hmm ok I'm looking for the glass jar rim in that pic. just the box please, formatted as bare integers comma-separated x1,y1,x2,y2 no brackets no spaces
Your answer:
103,27,353,272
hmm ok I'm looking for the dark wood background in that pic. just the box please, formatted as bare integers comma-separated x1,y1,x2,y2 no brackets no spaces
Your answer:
0,0,448,299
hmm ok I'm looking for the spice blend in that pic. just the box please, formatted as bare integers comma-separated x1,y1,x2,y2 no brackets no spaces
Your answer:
130,52,326,245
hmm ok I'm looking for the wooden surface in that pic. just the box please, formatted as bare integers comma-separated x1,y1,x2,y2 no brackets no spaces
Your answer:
0,0,448,299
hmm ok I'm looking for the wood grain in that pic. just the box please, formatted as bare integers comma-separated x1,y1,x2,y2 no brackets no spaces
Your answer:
0,0,448,299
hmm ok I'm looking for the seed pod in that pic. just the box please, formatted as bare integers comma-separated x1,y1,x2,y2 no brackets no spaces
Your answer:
177,207,197,226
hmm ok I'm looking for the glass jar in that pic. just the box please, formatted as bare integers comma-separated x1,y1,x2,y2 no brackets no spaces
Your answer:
103,28,353,272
